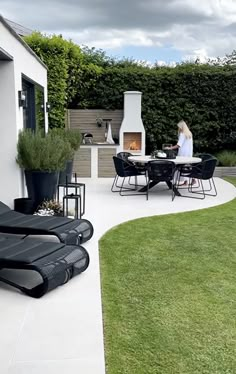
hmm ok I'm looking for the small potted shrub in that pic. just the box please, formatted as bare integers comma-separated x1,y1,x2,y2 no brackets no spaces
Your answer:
16,129,72,210
35,199,63,216
50,128,81,184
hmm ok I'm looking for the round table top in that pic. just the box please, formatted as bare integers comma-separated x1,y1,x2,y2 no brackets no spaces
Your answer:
128,155,202,165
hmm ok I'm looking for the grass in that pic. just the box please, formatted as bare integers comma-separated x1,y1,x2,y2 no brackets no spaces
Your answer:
224,176,236,186
99,178,236,374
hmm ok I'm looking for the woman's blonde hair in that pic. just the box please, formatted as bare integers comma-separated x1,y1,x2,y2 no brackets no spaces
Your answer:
177,120,192,139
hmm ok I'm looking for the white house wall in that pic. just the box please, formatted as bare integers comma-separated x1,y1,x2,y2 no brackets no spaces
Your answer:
0,60,21,205
0,20,48,206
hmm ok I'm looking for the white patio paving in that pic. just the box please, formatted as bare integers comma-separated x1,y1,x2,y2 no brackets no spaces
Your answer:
0,177,235,374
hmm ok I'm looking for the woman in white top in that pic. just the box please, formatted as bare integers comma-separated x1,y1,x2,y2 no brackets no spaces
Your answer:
169,120,195,186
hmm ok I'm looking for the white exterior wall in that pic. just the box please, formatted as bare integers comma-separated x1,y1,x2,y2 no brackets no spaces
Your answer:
0,20,47,207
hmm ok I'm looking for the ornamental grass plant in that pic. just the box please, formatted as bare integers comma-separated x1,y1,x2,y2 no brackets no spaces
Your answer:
16,129,72,171
49,128,81,154
216,150,236,166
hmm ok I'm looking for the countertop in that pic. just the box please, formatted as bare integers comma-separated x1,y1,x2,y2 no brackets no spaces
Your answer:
81,142,119,146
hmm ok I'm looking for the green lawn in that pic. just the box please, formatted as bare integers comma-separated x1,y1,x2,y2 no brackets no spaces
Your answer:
100,178,236,374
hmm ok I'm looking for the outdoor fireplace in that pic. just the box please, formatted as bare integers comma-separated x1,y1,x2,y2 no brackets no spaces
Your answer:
123,132,142,151
118,91,146,155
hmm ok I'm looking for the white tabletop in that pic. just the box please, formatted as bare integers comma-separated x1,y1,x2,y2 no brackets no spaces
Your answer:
128,155,202,165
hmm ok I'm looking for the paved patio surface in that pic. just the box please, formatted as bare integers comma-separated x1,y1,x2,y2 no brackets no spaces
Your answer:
0,177,235,374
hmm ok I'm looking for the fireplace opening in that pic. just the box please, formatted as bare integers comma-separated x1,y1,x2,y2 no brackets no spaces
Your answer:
123,132,142,152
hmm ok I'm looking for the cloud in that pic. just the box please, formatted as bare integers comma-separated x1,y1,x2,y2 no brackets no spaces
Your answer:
1,0,236,61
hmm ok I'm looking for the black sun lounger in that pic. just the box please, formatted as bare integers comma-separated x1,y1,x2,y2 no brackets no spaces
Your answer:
0,202,93,245
0,235,90,298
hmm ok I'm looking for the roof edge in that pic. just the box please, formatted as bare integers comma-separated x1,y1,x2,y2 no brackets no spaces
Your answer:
0,15,47,70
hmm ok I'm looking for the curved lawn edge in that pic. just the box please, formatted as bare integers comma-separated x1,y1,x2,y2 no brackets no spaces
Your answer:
99,194,235,243
98,178,236,242
99,179,236,374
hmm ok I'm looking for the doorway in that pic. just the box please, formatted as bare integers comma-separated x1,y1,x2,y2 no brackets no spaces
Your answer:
22,77,45,131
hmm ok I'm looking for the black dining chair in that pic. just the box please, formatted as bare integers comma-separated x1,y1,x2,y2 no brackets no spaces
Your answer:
117,152,133,163
146,160,176,201
177,157,218,199
176,154,215,189
111,156,147,196
117,151,146,179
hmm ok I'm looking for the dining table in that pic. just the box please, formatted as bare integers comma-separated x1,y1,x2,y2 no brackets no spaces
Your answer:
128,155,202,196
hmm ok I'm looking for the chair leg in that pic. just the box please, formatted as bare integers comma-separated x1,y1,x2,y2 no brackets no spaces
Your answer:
211,178,217,197
189,178,217,198
172,183,175,201
119,178,126,196
112,175,137,193
111,175,119,192
120,178,145,196
201,178,217,196
179,177,205,199
128,175,146,188
146,180,150,200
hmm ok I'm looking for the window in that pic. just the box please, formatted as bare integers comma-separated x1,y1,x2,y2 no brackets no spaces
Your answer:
22,77,45,131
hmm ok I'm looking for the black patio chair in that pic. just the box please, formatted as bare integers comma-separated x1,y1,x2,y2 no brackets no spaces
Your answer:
116,152,146,185
197,153,215,161
146,160,176,201
0,201,93,245
117,152,133,163
177,157,218,199
0,234,89,298
176,154,215,189
111,156,147,196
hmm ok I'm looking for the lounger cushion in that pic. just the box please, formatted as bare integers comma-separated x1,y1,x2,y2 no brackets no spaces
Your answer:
0,202,93,245
0,236,90,298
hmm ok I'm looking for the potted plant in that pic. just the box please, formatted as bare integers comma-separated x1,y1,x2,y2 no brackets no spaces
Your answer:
35,199,63,216
50,128,81,184
16,129,72,211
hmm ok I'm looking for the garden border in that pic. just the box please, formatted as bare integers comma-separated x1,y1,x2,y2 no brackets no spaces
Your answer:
214,166,236,177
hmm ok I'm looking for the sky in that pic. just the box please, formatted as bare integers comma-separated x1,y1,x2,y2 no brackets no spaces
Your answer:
1,0,236,65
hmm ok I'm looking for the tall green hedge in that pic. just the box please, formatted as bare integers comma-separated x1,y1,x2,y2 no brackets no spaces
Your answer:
70,64,236,153
24,33,84,129
25,32,236,152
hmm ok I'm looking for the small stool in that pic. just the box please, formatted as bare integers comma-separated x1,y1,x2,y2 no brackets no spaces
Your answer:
63,193,82,219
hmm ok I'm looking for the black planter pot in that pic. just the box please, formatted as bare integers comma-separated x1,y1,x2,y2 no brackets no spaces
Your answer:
58,159,74,184
25,170,59,210
14,198,35,214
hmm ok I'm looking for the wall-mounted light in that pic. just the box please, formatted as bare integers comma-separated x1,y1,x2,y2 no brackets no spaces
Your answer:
40,102,51,112
18,90,27,108
46,102,51,112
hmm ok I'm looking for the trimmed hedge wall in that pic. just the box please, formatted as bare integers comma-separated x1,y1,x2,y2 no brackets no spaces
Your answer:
70,64,236,153
24,33,84,129
24,33,236,153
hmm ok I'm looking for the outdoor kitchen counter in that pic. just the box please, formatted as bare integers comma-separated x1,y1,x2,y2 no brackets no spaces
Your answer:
81,143,120,146
74,144,119,178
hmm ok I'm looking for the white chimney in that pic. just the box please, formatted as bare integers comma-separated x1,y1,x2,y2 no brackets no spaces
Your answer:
118,91,146,155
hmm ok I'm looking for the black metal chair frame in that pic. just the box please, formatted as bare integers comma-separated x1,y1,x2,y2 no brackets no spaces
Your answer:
146,160,176,201
176,158,217,199
116,152,146,188
111,156,147,196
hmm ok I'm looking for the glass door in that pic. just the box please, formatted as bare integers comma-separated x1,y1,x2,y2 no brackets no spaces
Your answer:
22,77,45,131
22,79,36,130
